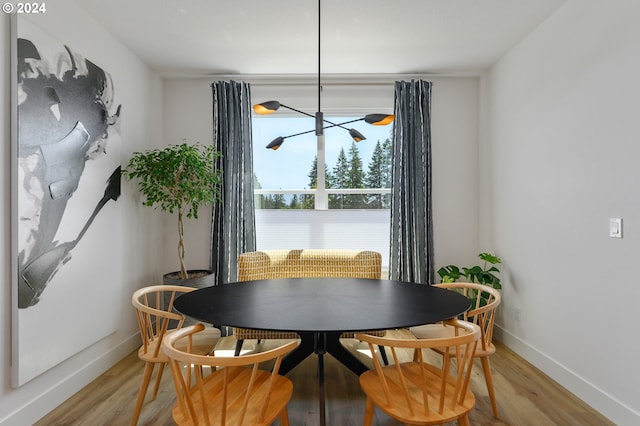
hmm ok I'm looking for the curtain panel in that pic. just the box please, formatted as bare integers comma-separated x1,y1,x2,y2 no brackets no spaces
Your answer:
210,81,256,286
389,80,435,284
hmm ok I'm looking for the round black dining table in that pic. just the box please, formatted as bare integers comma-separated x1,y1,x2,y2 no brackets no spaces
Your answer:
174,277,470,425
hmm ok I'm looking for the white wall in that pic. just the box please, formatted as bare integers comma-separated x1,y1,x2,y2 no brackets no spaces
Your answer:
161,79,216,273
486,0,640,424
163,76,482,272
0,1,164,424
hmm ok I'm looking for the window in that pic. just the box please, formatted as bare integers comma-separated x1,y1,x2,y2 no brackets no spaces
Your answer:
250,81,395,270
252,116,392,210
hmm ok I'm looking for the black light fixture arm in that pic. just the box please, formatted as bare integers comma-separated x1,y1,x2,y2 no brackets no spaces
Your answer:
265,117,368,150
254,100,379,132
278,104,315,119
285,118,365,140
278,103,358,133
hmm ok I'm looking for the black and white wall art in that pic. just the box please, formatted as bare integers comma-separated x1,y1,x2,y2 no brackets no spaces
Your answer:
12,17,123,386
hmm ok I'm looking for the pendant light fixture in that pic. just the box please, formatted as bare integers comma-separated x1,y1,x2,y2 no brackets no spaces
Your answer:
253,0,394,150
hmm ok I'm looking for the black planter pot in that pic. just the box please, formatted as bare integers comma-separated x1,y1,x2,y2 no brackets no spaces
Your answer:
162,269,215,289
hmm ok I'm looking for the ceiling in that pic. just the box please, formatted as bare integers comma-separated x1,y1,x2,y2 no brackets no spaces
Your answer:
74,0,566,78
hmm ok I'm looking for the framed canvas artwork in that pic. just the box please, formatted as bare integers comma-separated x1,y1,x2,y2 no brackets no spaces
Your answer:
11,16,123,386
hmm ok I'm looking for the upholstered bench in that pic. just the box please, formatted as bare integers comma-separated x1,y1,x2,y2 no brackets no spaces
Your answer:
233,249,387,362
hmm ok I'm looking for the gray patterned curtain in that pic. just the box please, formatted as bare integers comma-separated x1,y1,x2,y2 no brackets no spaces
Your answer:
210,80,256,286
389,80,434,284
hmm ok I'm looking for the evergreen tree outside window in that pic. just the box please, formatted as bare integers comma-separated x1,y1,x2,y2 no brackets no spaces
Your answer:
366,140,390,208
329,148,349,209
346,142,367,208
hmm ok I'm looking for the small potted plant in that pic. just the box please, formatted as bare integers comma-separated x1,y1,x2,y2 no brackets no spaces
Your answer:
122,141,222,284
437,252,502,289
437,252,502,309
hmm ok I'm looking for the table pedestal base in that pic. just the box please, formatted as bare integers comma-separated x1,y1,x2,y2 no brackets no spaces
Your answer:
279,332,368,426
279,331,369,376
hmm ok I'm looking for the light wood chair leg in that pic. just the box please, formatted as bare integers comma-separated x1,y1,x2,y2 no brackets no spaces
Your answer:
481,355,499,417
131,362,154,426
459,414,470,426
150,362,165,400
279,408,290,426
363,397,375,426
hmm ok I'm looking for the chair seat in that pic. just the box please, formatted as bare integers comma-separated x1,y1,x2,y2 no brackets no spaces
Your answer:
360,359,476,424
171,366,293,426
138,326,221,363
410,323,495,356
175,325,221,354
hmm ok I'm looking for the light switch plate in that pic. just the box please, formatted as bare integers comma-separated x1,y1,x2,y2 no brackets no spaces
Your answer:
609,218,622,238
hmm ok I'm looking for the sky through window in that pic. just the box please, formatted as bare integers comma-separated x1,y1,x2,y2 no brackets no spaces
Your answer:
252,116,393,190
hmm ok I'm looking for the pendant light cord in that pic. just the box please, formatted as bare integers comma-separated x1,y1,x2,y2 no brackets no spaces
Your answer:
256,0,393,149
318,0,321,113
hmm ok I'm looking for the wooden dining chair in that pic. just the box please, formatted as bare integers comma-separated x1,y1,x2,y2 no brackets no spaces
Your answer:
131,285,221,426
356,319,481,425
163,323,299,426
409,282,502,417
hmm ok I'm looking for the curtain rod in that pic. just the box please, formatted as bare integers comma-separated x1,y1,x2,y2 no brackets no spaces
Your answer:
219,74,417,86
186,73,446,86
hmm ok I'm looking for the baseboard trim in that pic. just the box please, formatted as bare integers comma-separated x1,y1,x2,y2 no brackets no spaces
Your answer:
494,325,639,426
1,332,140,426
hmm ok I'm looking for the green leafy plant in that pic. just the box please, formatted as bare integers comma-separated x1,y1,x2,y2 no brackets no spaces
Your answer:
122,142,222,279
438,252,502,289
437,252,502,309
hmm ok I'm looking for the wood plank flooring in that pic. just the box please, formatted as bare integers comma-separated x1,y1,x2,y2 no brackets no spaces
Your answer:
36,330,613,426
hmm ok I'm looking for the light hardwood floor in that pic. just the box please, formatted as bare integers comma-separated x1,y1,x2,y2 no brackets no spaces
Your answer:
36,330,613,426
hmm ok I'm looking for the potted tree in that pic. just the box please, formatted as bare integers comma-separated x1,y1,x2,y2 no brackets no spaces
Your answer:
122,141,222,285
